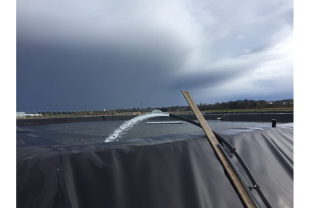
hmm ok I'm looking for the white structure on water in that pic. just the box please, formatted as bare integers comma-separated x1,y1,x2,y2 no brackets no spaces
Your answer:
16,112,42,118
26,113,42,116
16,112,26,118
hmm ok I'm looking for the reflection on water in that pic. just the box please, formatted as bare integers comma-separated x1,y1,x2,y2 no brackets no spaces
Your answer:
17,120,270,147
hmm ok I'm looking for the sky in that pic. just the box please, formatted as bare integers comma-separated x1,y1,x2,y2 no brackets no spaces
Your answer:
16,0,293,111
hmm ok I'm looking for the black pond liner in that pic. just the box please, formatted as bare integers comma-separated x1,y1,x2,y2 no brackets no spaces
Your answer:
17,124,293,208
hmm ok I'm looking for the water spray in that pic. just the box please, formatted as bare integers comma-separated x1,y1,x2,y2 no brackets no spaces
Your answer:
104,110,168,142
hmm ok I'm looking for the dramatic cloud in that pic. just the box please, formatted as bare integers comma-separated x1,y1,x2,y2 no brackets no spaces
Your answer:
17,0,293,110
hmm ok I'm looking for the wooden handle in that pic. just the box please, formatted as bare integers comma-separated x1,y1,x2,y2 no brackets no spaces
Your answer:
181,90,258,208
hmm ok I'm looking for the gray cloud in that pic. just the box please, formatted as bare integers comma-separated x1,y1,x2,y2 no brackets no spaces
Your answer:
17,0,293,110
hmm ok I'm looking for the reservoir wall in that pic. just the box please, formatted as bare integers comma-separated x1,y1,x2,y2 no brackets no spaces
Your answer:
16,111,293,126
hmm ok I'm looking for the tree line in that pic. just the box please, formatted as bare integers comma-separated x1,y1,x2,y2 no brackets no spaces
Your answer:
32,98,293,115
166,99,293,112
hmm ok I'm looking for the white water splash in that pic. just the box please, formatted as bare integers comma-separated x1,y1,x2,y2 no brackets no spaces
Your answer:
104,110,169,142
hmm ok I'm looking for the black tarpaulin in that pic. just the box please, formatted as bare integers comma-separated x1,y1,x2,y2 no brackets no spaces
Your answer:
17,124,293,208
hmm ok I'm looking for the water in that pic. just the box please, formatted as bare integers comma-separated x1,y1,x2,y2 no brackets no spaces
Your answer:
16,119,271,148
104,110,169,142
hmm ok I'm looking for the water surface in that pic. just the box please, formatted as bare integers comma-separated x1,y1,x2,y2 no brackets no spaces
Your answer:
17,120,271,147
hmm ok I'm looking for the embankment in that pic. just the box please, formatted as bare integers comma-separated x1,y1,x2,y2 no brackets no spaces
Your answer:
16,111,293,126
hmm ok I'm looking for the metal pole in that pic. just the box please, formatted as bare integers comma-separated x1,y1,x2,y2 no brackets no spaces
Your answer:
271,119,277,128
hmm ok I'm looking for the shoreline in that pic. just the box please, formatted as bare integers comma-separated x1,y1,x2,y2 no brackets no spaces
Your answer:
16,111,293,126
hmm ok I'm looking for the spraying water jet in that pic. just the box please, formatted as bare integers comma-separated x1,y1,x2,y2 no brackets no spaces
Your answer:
104,110,169,142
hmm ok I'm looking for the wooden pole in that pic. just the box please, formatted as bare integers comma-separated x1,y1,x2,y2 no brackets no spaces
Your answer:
181,90,258,208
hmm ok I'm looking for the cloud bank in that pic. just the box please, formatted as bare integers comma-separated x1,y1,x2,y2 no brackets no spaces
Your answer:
17,0,293,110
